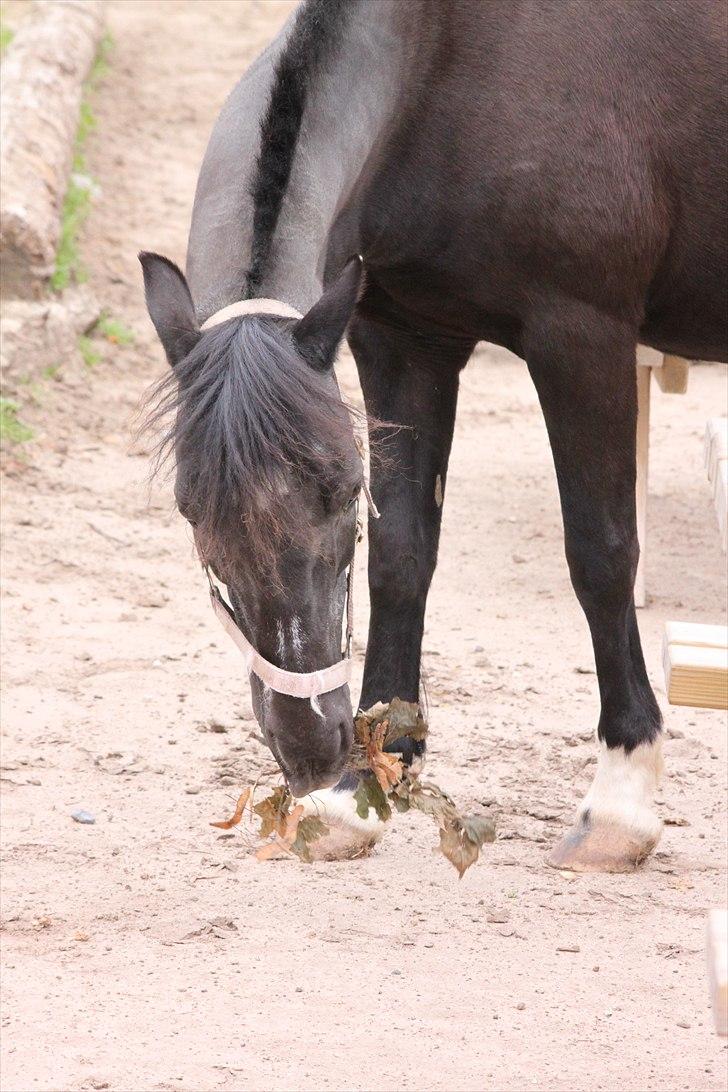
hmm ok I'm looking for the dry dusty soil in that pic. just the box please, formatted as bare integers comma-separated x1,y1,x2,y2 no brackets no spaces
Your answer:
1,3,727,1091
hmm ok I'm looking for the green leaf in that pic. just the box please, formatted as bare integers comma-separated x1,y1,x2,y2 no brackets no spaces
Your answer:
290,816,329,863
353,777,391,822
439,824,481,879
463,815,496,847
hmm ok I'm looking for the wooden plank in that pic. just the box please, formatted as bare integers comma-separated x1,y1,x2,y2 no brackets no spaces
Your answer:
635,364,650,608
664,622,728,650
708,909,728,1037
654,354,690,394
716,459,727,553
636,345,663,369
662,637,728,710
705,418,728,482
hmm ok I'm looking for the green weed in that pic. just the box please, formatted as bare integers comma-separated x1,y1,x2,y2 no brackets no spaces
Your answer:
78,335,101,368
0,20,13,54
51,34,113,292
97,314,135,345
50,179,91,292
0,399,33,446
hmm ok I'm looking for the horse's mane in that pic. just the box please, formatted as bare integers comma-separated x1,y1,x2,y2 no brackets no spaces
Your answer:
147,317,359,575
246,0,349,295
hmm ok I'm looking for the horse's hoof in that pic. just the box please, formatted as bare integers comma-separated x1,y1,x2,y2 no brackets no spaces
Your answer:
547,810,661,873
296,782,386,861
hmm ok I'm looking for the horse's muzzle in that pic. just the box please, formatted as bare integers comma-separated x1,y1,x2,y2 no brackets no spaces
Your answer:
263,686,354,798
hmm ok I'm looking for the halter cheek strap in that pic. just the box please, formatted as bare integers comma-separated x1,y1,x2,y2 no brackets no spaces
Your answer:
207,576,352,698
199,295,380,702
204,502,370,702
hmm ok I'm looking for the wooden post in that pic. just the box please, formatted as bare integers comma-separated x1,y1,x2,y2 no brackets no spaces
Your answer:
635,364,651,608
654,354,690,394
708,909,728,1037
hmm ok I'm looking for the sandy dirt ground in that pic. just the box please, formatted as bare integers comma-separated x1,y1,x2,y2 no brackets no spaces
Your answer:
1,3,727,1090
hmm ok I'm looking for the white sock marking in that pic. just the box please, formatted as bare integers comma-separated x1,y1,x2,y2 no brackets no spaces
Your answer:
578,737,663,841
298,785,385,836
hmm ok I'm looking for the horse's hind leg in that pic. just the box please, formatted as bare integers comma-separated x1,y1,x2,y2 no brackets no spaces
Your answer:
525,306,663,873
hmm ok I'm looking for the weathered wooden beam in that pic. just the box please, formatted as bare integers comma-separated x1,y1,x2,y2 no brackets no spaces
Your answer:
705,419,728,553
0,0,105,296
653,354,690,394
708,909,728,1037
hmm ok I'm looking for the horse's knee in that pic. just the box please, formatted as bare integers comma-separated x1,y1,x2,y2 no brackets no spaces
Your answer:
566,525,639,609
368,536,435,605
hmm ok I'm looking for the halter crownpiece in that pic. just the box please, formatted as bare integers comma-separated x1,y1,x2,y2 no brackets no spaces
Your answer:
201,297,303,329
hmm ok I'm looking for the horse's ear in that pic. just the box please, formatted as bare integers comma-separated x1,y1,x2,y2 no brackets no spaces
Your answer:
293,256,363,371
139,251,201,367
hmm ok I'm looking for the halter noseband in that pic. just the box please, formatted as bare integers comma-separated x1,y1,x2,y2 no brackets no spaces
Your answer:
199,295,380,702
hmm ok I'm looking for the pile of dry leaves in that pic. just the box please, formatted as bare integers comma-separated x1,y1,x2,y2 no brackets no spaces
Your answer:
211,699,495,878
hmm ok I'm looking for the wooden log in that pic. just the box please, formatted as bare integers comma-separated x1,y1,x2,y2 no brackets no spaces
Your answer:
0,0,105,296
707,909,728,1037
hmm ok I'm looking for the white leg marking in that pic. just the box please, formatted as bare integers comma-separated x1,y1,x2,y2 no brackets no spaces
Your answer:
579,737,663,841
298,786,385,836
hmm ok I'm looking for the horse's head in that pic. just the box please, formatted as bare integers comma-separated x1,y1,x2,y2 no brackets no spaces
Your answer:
141,254,365,796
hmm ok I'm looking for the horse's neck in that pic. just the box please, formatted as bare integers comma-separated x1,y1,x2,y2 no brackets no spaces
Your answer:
257,4,410,312
187,2,412,320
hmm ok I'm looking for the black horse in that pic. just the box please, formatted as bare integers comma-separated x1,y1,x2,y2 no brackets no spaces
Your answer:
141,0,727,871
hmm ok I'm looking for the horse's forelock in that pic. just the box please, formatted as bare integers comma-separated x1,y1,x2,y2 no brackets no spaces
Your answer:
145,315,358,577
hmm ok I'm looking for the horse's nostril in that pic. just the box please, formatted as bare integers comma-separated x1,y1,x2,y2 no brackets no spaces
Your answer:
338,720,350,753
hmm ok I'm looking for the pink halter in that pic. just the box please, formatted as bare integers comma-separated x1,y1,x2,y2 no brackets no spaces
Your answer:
200,295,379,701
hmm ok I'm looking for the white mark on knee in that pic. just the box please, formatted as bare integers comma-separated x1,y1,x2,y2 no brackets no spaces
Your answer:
434,474,443,507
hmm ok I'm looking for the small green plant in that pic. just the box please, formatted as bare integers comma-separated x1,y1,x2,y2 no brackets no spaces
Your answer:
50,178,91,292
0,399,33,446
97,314,135,345
42,362,62,381
51,34,113,292
78,335,101,368
0,24,13,54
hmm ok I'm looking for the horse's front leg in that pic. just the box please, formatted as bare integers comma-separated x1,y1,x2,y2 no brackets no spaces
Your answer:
525,307,663,873
348,311,474,763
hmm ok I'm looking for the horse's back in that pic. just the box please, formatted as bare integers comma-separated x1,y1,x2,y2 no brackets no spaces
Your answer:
355,0,727,357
